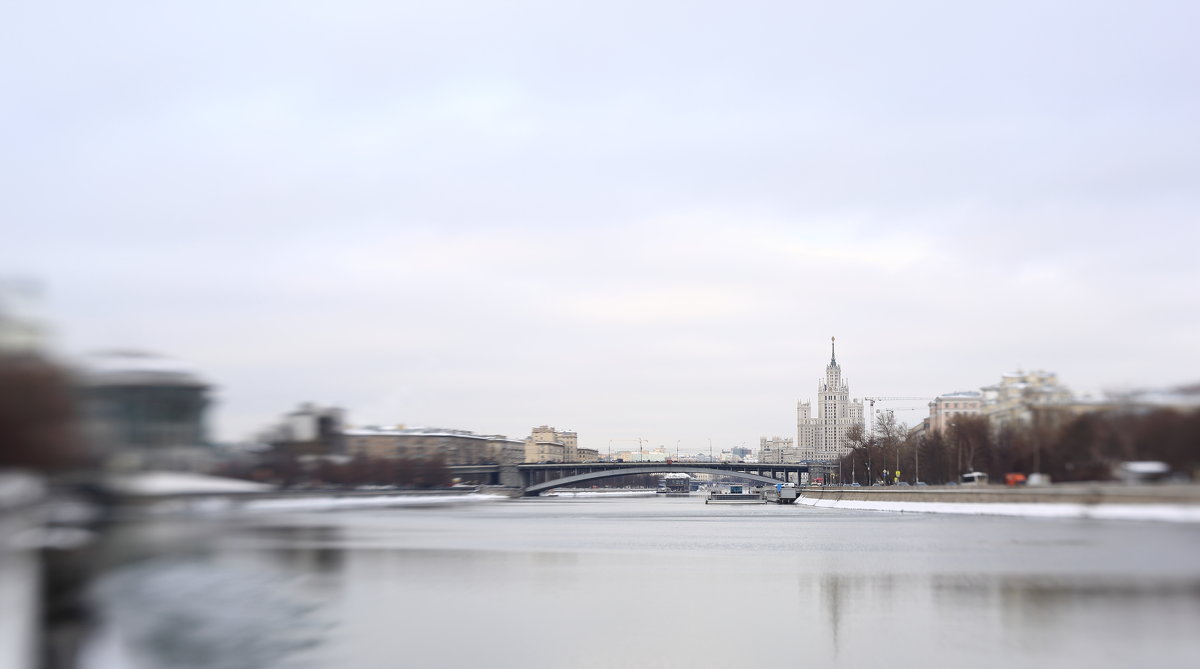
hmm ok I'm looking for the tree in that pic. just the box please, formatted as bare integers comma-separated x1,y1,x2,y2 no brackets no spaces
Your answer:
873,412,908,484
946,414,991,477
843,423,882,484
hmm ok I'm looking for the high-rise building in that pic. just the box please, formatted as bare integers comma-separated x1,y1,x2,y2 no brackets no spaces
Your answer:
797,338,864,461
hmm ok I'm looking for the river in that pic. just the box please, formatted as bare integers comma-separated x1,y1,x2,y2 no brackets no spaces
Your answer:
76,494,1200,668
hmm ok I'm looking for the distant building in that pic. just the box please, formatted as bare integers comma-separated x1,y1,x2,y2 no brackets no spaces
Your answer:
344,427,523,466
797,338,865,461
262,403,346,456
77,351,212,470
981,370,1073,428
924,371,1141,435
926,391,984,434
524,425,580,463
758,436,799,464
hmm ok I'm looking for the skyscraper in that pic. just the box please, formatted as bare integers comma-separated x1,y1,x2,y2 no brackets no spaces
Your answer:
797,337,864,461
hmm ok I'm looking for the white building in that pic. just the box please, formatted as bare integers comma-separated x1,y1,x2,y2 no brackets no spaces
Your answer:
797,338,864,461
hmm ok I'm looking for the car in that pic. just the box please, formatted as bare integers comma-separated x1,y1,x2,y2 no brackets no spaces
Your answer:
850,482,862,487
915,481,929,486
896,481,911,486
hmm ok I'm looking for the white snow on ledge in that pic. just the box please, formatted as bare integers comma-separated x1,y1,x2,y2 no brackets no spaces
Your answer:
543,490,658,498
146,493,511,515
107,472,275,495
796,496,1200,523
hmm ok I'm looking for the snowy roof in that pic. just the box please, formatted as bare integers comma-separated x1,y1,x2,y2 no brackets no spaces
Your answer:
77,351,209,388
937,390,982,399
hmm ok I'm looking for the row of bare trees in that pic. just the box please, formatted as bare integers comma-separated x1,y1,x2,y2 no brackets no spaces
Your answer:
836,407,1200,485
217,453,452,489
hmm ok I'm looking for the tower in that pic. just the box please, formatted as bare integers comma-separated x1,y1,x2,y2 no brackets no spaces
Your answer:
796,337,864,461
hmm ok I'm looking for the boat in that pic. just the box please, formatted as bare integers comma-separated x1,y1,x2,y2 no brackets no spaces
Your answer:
761,482,799,504
704,484,764,504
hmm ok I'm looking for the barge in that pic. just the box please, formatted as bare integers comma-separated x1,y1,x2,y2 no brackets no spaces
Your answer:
705,484,764,504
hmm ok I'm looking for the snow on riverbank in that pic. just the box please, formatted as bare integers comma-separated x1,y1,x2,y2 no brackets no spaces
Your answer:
107,472,275,495
542,490,658,498
797,496,1200,523
146,492,511,515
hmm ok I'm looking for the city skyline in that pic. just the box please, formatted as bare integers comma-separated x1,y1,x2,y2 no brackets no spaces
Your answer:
4,2,1198,451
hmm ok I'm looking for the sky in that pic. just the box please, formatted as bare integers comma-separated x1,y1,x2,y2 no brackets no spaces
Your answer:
4,1,1199,452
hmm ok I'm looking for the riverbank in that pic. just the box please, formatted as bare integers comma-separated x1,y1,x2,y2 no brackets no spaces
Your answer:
798,483,1200,522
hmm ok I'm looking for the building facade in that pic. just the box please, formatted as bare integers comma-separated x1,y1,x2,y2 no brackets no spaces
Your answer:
758,436,799,464
344,427,523,466
524,425,580,463
796,338,864,461
77,351,212,470
926,391,984,434
980,370,1074,428
261,402,346,456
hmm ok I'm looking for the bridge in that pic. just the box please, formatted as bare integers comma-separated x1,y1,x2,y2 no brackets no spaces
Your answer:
448,461,836,496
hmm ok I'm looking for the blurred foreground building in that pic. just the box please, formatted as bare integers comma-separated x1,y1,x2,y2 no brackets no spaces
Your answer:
923,370,1139,436
77,351,213,471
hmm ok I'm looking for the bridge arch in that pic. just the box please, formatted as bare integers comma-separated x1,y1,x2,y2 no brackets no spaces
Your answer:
524,465,793,495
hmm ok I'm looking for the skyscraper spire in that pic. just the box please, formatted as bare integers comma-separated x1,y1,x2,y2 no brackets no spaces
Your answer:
831,336,836,365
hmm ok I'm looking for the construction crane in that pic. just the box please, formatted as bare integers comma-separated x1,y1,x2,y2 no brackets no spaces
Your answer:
863,396,933,412
862,396,933,436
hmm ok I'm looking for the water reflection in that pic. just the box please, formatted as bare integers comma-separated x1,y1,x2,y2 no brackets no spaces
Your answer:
816,572,1200,665
86,559,330,669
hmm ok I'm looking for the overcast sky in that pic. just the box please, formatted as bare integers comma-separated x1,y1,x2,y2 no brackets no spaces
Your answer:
4,1,1198,451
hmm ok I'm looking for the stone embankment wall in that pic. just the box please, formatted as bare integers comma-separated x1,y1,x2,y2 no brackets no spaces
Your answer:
799,484,1200,505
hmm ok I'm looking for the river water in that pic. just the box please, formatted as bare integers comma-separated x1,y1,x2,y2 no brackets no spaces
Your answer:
79,494,1200,669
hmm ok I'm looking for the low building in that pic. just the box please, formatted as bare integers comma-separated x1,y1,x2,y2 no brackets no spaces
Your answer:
344,427,523,465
